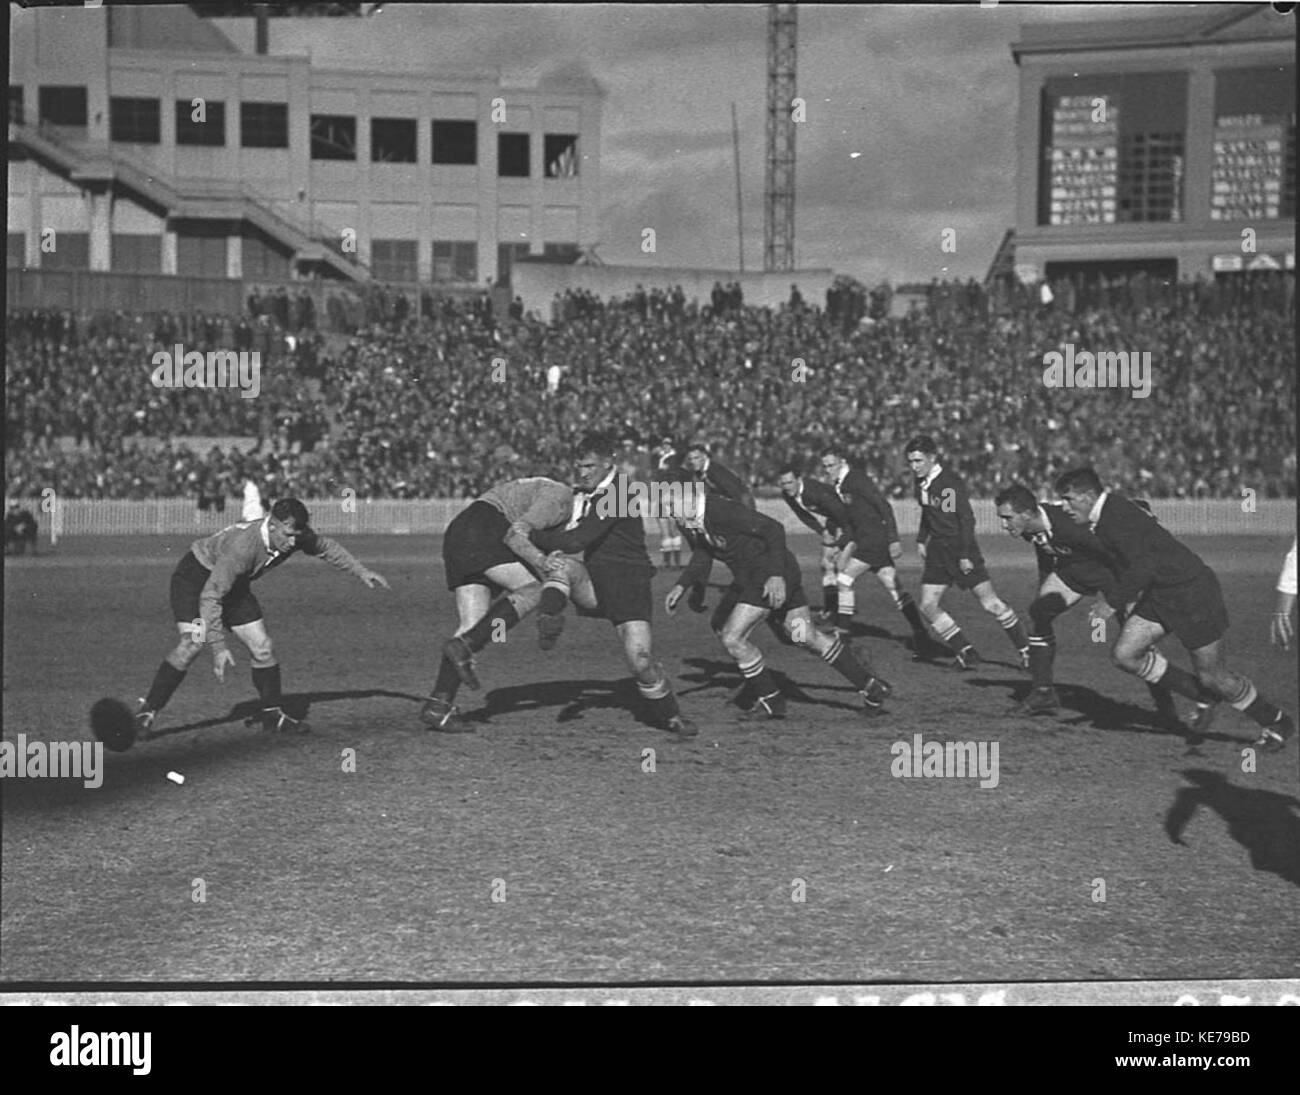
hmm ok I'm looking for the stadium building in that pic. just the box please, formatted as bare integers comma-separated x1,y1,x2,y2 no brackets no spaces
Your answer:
1009,4,1294,284
8,3,603,288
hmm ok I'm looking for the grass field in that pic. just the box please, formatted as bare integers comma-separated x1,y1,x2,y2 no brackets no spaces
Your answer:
3,532,1297,984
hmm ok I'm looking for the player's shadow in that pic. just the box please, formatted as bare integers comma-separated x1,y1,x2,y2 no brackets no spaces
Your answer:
1165,769,1300,888
473,677,660,729
148,688,427,740
964,678,1242,749
675,657,861,713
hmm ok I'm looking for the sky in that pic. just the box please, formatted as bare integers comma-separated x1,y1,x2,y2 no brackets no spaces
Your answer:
235,3,1244,284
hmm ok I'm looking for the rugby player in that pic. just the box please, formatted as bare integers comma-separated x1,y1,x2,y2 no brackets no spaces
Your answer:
777,466,850,620
528,432,698,738
684,441,755,509
1056,467,1294,752
994,484,1181,727
422,476,578,733
905,435,1030,669
133,498,389,738
819,448,931,650
664,480,891,721
652,437,686,567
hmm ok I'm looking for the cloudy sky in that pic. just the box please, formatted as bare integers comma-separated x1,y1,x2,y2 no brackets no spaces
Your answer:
259,3,1210,284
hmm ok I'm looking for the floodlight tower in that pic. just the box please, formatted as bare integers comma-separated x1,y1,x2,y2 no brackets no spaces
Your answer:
764,3,797,272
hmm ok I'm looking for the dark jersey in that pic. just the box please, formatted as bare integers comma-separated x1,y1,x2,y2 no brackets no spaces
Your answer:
914,466,977,557
676,494,787,589
782,477,849,537
531,473,652,570
694,458,754,509
1023,503,1119,590
1090,493,1209,609
833,466,899,545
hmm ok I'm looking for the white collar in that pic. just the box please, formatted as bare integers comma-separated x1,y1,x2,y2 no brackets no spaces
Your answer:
260,515,273,551
682,491,708,531
1088,491,1108,529
920,463,943,490
832,465,848,489
590,467,617,495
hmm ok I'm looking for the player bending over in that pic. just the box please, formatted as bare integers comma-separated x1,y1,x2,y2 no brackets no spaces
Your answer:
905,435,1029,669
1056,467,1294,752
777,466,850,621
422,476,577,733
663,478,891,721
994,484,1181,728
134,498,389,738
820,448,931,650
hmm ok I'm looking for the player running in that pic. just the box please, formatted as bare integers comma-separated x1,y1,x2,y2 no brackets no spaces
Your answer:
1056,467,1295,752
820,447,931,650
777,466,850,620
132,498,389,740
421,476,578,733
527,432,698,738
994,484,1181,728
905,435,1030,669
663,479,891,721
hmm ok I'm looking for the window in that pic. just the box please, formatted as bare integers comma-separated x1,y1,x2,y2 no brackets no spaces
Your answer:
433,119,476,165
311,114,356,160
111,234,162,274
1212,65,1295,222
1118,132,1184,223
496,241,530,283
371,239,417,282
542,242,580,262
544,134,579,178
38,85,88,127
176,99,225,146
9,232,27,266
41,232,90,270
9,86,23,125
432,240,477,283
371,117,416,163
110,97,160,144
498,132,530,178
241,101,289,148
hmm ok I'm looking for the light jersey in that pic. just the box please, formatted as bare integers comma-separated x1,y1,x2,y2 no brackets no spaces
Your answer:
479,476,575,534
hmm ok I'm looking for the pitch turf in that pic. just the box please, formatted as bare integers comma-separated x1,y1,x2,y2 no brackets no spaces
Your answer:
3,534,1297,983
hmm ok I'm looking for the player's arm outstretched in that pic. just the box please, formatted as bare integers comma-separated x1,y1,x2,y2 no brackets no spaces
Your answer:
302,531,390,589
665,534,714,615
197,556,245,680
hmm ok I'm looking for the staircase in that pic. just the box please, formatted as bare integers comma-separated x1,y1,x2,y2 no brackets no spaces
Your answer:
11,120,369,283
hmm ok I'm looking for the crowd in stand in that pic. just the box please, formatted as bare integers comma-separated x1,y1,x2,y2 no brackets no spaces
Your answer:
4,270,1294,503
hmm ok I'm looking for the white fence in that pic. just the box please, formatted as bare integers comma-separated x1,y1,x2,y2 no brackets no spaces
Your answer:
8,497,1294,541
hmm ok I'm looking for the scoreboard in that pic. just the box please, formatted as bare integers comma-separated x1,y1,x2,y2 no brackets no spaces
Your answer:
1211,112,1291,221
1047,95,1118,226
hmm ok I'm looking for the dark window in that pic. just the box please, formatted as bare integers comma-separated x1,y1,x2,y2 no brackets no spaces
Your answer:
241,101,289,149
111,233,162,274
38,85,88,127
432,119,477,165
544,133,579,178
542,242,580,262
9,232,27,266
496,241,530,284
371,239,417,282
371,117,416,164
41,232,90,270
1212,65,1295,222
176,225,228,278
311,114,356,160
9,86,23,125
242,226,292,280
176,98,226,146
432,240,477,283
110,97,160,144
498,132,530,178
1118,132,1184,223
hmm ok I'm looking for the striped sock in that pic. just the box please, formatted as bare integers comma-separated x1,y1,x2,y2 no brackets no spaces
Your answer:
738,653,778,698
995,607,1029,651
1027,634,1055,689
637,673,681,723
820,635,871,689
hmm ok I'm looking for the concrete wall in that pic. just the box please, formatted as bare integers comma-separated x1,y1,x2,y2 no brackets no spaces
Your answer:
512,262,835,316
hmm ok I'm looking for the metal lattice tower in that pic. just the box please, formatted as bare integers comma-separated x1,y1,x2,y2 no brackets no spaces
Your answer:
764,3,797,272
